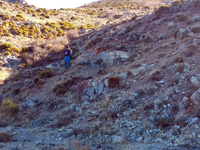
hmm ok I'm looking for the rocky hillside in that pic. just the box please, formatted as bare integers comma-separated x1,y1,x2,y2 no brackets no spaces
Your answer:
1,0,200,149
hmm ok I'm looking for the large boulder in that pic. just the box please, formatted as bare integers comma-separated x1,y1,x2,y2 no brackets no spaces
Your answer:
3,55,20,67
91,51,130,69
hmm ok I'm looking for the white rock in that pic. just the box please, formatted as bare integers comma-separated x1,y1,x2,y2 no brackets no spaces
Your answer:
104,79,109,87
190,90,200,105
190,76,200,87
118,72,128,81
112,135,125,144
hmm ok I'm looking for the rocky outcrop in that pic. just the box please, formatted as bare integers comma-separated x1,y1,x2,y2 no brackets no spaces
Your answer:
3,0,26,4
91,51,130,69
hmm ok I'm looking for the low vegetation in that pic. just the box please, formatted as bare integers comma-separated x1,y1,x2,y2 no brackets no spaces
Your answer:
0,98,19,115
0,132,11,142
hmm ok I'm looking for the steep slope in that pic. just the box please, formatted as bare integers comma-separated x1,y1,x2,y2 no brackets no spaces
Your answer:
1,0,200,150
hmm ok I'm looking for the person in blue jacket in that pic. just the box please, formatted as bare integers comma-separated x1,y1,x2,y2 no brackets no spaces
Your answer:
64,45,72,69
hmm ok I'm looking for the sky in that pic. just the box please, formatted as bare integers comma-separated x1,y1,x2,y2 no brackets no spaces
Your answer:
25,0,98,9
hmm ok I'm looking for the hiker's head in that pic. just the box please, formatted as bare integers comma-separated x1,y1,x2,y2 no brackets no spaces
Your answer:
66,45,69,49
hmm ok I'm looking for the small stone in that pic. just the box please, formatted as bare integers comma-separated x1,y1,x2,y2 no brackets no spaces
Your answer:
175,109,189,123
154,99,162,110
118,72,128,81
182,96,189,105
112,135,125,144
190,90,200,105
178,101,185,110
167,21,174,27
130,66,146,76
136,137,143,142
81,95,89,101
104,79,109,87
190,76,200,88
187,117,199,126
192,16,200,22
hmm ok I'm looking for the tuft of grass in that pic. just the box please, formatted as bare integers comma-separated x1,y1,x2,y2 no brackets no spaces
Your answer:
174,56,184,63
149,71,163,81
176,14,187,22
190,26,200,34
100,98,111,110
37,68,53,79
158,118,171,128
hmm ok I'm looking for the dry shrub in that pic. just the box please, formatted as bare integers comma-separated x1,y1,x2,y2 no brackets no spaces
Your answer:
190,26,200,34
25,46,48,65
55,110,79,128
176,14,187,22
52,37,68,46
100,98,111,110
71,81,88,103
177,63,184,73
50,44,65,53
53,77,82,95
0,132,11,142
69,140,90,150
158,117,171,128
26,37,68,65
149,71,163,81
67,30,79,40
30,38,44,47
108,76,121,88
0,98,19,115
105,10,116,21
46,37,69,53
155,5,170,14
37,68,53,79
174,56,184,63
